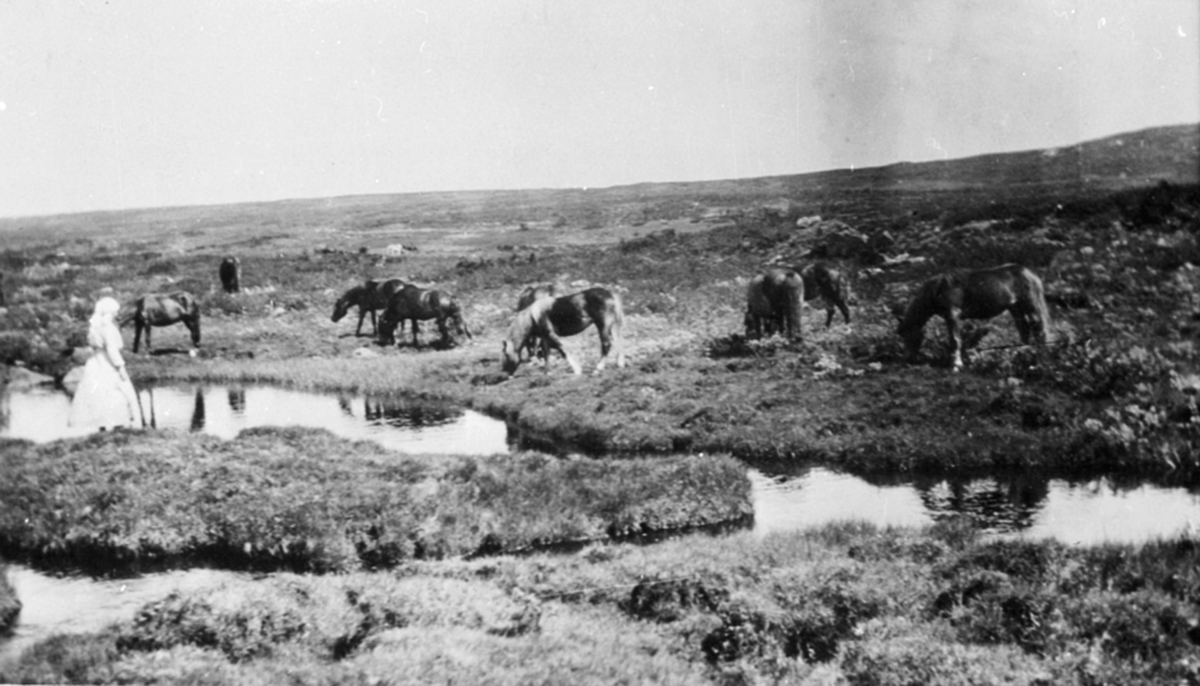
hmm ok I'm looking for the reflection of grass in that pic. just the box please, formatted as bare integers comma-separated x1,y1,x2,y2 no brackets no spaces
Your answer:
0,427,750,573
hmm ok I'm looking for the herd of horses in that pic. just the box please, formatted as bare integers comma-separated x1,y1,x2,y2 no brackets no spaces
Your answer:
116,253,1052,375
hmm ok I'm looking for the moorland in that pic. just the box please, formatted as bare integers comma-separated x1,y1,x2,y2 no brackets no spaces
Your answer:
0,123,1199,683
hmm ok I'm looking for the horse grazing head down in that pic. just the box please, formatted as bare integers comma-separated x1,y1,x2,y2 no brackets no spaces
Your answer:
892,299,926,359
501,309,536,374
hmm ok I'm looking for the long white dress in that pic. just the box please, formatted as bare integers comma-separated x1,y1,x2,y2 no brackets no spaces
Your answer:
68,321,142,429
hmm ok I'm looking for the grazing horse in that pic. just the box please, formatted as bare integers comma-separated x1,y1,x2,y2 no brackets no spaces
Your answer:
218,256,241,294
798,263,852,328
744,269,804,341
331,278,408,336
514,283,560,362
501,287,626,375
893,263,1051,371
377,284,471,348
121,291,202,353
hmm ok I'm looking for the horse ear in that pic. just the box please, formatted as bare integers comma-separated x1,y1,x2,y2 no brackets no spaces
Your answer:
889,302,907,322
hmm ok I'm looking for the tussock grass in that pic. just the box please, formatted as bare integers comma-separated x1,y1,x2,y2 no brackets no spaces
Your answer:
0,428,751,573
7,524,1198,684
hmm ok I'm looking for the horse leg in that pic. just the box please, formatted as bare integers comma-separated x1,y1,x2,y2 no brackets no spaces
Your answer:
946,311,964,372
545,331,581,375
411,319,422,349
188,316,201,347
1011,308,1033,344
144,323,152,353
594,327,613,374
355,309,367,337
824,305,835,329
839,300,851,325
132,320,143,353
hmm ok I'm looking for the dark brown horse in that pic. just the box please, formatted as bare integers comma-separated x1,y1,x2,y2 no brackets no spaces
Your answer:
798,263,852,328
744,269,804,341
218,256,241,294
121,291,201,353
331,278,408,336
893,263,1051,371
377,284,471,348
501,287,626,375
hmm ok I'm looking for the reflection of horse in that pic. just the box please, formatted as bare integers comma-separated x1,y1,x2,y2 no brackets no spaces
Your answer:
892,264,1051,371
515,283,560,362
190,388,206,432
218,256,241,294
377,285,471,348
121,291,201,353
911,474,1048,533
797,263,851,328
363,396,461,428
227,387,246,414
331,278,408,337
744,269,804,340
501,287,626,375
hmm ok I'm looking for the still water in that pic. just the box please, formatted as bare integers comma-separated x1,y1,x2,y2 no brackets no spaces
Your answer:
2,383,1198,670
2,383,1197,544
1,384,510,456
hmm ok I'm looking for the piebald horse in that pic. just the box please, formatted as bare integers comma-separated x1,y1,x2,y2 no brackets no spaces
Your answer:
892,263,1051,371
331,278,408,337
502,287,626,375
744,269,804,341
377,284,471,348
121,291,202,353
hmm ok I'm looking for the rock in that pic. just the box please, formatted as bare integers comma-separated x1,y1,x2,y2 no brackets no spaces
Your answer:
352,347,380,359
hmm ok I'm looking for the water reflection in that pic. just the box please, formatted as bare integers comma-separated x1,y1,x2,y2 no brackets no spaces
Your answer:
1,384,510,457
750,465,1200,545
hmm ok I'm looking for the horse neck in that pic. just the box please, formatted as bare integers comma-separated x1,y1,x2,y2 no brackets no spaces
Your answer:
900,290,936,331
506,309,536,347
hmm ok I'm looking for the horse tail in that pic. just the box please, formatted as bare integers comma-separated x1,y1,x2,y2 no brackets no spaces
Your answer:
783,271,804,340
1023,267,1052,343
611,289,625,342
118,298,141,328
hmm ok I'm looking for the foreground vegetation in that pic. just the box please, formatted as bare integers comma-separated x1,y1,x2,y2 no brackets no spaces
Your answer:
3,523,1198,685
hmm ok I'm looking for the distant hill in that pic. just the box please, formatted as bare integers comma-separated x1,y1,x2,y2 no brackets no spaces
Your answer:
0,123,1196,245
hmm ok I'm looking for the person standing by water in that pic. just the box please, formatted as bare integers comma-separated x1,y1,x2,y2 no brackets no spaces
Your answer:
68,296,143,430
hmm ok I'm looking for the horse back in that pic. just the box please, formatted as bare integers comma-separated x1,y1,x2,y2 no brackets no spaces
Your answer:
517,283,559,311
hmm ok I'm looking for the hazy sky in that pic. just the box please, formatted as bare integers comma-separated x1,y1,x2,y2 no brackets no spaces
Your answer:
0,0,1197,218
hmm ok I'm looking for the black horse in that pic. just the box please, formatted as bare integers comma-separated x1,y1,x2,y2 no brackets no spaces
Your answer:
218,256,241,294
331,278,408,337
377,284,471,348
121,291,202,353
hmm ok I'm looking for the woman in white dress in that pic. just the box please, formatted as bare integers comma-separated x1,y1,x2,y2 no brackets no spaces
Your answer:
68,296,143,430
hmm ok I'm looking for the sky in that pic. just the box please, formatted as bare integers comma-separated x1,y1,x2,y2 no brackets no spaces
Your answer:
0,0,1197,218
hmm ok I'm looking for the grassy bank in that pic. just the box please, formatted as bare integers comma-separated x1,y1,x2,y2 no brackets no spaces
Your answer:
4,524,1198,685
0,428,751,574
3,183,1200,481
